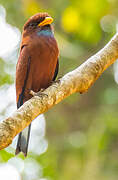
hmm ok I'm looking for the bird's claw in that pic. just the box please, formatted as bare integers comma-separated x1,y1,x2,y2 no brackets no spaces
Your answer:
50,78,61,86
40,88,45,92
37,92,48,98
29,90,48,98
54,79,60,83
29,90,37,96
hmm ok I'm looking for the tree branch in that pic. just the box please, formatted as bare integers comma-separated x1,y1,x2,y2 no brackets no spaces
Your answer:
1,33,118,150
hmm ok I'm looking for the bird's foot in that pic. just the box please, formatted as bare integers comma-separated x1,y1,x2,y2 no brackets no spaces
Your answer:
51,79,61,89
50,78,61,86
40,88,45,92
36,91,48,98
54,79,61,84
29,90,37,96
29,90,48,98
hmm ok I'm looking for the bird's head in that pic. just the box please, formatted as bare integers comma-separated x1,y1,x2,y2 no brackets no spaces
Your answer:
23,13,54,33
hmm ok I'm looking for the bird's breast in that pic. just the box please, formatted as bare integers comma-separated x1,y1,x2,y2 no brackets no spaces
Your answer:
28,31,59,93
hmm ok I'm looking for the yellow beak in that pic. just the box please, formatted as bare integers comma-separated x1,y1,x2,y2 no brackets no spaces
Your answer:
38,17,53,27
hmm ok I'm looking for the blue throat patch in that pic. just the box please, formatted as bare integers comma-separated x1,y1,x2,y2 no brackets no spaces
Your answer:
37,30,53,37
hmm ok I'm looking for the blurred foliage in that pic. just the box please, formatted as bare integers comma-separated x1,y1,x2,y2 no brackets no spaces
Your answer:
0,0,118,179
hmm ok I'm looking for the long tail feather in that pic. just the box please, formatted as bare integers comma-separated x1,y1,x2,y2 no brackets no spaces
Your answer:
15,124,31,157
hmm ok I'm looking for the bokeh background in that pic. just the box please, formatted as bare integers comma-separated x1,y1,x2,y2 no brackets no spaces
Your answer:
0,0,118,179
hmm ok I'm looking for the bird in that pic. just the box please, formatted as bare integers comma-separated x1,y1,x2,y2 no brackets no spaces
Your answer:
15,12,59,156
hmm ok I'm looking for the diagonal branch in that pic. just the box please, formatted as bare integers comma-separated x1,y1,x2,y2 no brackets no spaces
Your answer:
1,33,118,150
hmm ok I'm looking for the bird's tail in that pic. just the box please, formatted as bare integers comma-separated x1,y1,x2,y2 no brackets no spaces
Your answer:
15,124,31,157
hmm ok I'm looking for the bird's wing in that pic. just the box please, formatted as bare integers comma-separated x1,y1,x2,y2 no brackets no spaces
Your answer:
52,58,59,81
16,45,32,157
16,45,31,108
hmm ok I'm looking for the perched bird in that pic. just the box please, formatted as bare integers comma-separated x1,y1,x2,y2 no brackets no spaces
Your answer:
15,13,59,156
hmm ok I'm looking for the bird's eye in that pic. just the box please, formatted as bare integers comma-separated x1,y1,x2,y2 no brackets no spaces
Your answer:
29,23,35,27
29,22,39,27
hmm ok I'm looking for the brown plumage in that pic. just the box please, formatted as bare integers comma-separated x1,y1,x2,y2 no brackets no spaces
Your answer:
15,13,59,156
